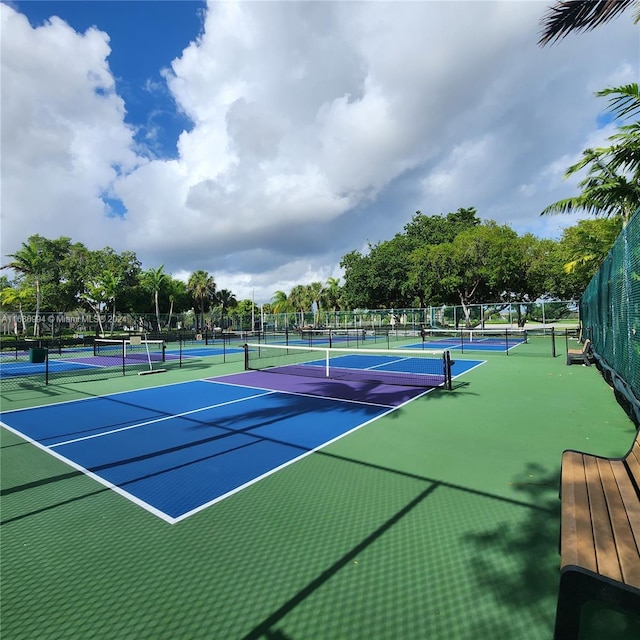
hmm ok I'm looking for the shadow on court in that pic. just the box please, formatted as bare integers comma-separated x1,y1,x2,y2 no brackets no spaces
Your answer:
238,452,561,640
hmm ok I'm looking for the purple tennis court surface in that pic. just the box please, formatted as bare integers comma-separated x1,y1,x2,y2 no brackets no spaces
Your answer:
209,370,428,407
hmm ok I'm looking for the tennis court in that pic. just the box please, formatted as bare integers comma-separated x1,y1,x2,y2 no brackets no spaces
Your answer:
2,338,637,639
1,348,481,523
0,339,167,380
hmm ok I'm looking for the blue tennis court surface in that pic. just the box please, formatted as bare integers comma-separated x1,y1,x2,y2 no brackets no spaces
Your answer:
0,358,483,523
0,358,101,378
0,379,420,523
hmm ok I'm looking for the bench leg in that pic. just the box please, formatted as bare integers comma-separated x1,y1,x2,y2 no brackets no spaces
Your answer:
554,568,640,640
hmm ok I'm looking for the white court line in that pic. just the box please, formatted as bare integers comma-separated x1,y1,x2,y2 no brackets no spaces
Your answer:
205,378,405,409
49,390,275,449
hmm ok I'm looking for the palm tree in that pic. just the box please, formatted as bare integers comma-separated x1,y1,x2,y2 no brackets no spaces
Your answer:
0,285,36,335
539,0,639,46
271,290,290,314
540,148,640,224
216,288,237,329
541,84,640,226
165,278,186,331
287,285,310,326
306,281,324,324
187,270,216,331
101,271,120,335
322,277,342,311
81,280,108,336
2,238,48,336
270,290,291,330
141,265,167,331
595,84,640,177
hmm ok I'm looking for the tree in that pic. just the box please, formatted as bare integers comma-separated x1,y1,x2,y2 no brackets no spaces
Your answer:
322,277,342,312
541,84,640,226
216,289,238,329
141,265,167,331
0,285,36,335
340,250,373,310
187,270,216,330
165,278,189,330
421,222,524,326
271,290,291,314
403,207,480,246
541,148,640,223
2,236,51,335
538,0,639,46
230,299,259,331
306,282,324,324
288,285,310,325
595,84,640,179
101,270,120,335
557,217,623,291
80,276,111,336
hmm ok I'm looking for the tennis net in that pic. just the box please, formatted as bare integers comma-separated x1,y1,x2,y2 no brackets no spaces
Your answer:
93,338,165,362
420,327,526,350
244,343,452,389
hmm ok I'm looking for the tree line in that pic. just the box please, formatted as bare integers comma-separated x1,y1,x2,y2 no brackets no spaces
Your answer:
0,209,622,333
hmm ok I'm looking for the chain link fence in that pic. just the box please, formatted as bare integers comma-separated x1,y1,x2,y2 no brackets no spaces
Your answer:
580,209,640,425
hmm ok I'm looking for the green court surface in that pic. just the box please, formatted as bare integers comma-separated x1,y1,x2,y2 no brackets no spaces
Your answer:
1,339,637,639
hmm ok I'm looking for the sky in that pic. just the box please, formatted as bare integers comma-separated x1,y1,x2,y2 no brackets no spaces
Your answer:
1,0,638,304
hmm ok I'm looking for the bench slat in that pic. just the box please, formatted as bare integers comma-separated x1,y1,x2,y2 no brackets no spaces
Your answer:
611,462,640,588
599,459,640,586
561,452,596,572
585,456,623,582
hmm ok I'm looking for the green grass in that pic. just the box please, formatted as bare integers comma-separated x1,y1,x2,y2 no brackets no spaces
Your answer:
1,341,637,639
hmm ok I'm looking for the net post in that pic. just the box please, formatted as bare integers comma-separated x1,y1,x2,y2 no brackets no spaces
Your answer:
505,328,509,356
45,347,49,385
244,343,249,370
551,326,556,358
444,350,452,390
121,339,126,376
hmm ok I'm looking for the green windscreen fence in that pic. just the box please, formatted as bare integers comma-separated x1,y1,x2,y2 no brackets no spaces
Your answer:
580,208,640,423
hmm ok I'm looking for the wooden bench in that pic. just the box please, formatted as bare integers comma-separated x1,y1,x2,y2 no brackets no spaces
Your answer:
566,338,593,366
554,432,640,639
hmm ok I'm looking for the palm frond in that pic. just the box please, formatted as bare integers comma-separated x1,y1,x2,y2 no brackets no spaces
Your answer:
539,0,636,46
595,83,640,120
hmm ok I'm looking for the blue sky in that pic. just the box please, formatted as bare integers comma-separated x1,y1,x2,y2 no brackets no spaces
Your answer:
1,1,638,302
15,0,205,157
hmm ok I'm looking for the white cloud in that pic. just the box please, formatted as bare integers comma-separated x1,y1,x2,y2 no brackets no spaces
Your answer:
1,1,638,303
0,5,140,256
